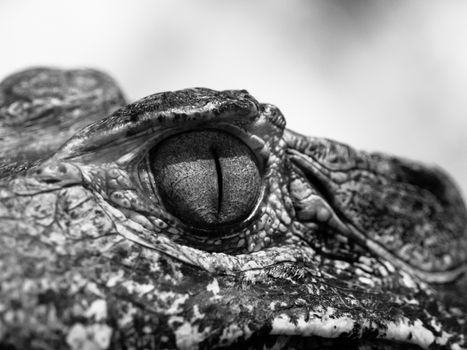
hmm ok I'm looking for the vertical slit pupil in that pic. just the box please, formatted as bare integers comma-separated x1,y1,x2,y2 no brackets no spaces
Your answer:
211,146,223,216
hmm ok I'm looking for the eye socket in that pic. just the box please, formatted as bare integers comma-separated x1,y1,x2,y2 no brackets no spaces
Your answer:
149,130,261,230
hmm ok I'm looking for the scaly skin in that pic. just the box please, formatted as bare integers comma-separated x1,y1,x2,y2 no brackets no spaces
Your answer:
0,68,466,350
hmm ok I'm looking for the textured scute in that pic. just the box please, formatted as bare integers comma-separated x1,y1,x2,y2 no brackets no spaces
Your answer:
0,67,126,178
223,335,424,350
285,132,467,276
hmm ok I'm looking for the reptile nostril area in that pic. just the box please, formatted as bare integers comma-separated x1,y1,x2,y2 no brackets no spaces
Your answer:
149,130,261,229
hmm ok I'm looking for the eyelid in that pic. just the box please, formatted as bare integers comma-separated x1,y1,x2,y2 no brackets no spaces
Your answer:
52,89,260,162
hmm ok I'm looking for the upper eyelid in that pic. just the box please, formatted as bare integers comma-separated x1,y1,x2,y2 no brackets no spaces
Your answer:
51,89,260,162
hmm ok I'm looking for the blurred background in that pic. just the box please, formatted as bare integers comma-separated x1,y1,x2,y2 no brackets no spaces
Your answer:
0,0,466,195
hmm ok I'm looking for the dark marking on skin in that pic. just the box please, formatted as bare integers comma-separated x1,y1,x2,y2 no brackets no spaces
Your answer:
129,113,139,123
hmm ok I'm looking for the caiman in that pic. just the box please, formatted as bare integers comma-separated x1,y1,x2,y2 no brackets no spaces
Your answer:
0,67,466,350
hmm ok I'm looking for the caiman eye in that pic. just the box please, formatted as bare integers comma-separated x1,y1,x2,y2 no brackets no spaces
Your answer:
149,130,261,229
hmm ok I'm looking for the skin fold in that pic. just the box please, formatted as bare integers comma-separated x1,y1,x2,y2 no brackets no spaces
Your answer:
0,68,466,350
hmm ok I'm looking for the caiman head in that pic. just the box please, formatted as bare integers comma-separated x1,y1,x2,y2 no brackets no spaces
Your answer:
0,68,466,350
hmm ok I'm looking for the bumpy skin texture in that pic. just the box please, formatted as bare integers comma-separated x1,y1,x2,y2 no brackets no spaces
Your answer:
0,68,126,178
0,68,466,350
